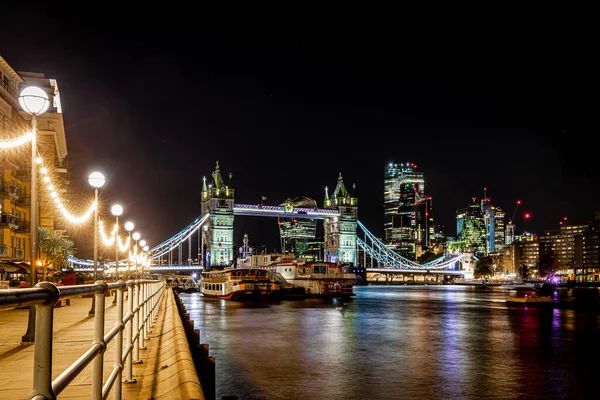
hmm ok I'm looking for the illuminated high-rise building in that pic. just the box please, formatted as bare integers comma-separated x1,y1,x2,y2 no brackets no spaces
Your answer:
460,198,486,255
384,162,432,259
481,189,505,254
278,197,317,255
456,207,467,239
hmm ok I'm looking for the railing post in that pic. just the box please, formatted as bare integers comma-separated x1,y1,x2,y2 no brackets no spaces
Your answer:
124,282,136,383
27,282,59,400
92,281,108,400
133,281,141,363
139,282,146,349
113,281,124,400
148,281,153,330
143,282,149,340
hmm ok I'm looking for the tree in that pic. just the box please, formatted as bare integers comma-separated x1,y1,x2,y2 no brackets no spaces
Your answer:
38,228,76,281
417,251,441,264
474,256,494,278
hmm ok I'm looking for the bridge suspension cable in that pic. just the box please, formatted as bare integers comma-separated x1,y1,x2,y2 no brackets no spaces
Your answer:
149,213,211,260
357,220,464,270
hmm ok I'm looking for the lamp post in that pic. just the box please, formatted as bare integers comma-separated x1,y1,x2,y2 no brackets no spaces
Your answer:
125,222,134,279
143,245,149,279
111,204,123,306
132,232,141,278
19,86,50,343
139,241,147,279
88,172,105,316
111,205,123,280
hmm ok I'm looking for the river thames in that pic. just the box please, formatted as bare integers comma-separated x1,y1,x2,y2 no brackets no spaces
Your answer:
179,285,600,400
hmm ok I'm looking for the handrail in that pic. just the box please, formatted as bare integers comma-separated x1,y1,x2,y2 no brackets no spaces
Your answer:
0,279,165,400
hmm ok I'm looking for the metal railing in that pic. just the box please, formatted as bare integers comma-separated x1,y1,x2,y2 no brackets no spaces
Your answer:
0,279,165,400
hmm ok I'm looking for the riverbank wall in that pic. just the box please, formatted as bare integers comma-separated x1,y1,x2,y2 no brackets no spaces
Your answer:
173,290,217,400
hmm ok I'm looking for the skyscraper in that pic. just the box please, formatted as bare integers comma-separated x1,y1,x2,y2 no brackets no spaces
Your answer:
481,190,505,254
384,162,432,259
278,197,317,255
460,198,487,255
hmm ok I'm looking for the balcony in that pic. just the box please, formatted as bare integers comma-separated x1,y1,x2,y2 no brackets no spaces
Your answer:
14,248,24,259
16,221,30,233
1,79,17,98
15,169,31,181
16,195,31,207
0,213,20,230
0,184,20,199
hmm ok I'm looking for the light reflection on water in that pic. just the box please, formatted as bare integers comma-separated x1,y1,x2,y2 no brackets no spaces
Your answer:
180,285,600,400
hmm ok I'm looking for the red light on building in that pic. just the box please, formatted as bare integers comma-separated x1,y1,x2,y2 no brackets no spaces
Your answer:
524,213,531,219
517,200,522,205
564,217,568,221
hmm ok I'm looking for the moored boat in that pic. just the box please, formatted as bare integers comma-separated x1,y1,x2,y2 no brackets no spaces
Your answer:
201,267,281,300
265,261,356,298
507,294,554,304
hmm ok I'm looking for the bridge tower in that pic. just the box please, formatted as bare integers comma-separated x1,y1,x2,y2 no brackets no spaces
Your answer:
323,173,358,266
200,161,235,267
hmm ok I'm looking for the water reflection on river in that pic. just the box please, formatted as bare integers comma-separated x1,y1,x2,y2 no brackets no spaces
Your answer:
179,285,600,400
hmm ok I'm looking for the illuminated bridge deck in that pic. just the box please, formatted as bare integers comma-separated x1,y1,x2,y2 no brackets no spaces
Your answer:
233,204,340,219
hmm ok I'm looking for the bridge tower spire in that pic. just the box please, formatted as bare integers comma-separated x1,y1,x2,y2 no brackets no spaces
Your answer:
323,173,358,266
200,161,235,268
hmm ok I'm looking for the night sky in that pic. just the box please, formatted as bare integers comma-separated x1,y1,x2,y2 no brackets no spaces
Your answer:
1,8,597,259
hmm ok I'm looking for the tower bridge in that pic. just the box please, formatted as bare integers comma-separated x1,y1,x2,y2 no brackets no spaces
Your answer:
68,162,465,277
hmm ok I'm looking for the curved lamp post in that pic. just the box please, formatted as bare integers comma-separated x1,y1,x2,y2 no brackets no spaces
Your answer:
88,172,105,316
20,86,50,343
124,221,134,279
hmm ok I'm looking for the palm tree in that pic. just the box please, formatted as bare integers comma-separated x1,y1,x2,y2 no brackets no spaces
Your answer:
38,228,76,281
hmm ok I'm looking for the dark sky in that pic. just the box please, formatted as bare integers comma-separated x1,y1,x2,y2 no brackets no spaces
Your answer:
1,7,597,259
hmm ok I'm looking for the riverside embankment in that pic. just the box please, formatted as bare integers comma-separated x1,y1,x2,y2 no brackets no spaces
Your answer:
0,280,207,399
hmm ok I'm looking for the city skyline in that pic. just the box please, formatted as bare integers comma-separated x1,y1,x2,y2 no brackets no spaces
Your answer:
0,12,596,258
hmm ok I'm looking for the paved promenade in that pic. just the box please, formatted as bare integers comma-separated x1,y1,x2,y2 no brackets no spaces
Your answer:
0,288,203,399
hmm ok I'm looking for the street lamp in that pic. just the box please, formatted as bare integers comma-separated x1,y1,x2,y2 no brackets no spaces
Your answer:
88,172,105,316
125,221,134,279
111,205,123,280
111,204,123,305
143,245,149,279
19,86,50,343
132,232,141,278
139,241,147,279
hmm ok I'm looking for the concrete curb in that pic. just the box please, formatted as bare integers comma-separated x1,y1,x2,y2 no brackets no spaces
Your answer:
133,288,205,400
173,290,217,400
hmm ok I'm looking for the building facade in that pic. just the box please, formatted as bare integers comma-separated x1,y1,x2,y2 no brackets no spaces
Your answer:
384,162,432,259
539,223,589,279
278,197,318,255
459,198,486,255
574,223,600,282
324,173,358,265
0,56,68,267
481,194,505,254
200,162,235,267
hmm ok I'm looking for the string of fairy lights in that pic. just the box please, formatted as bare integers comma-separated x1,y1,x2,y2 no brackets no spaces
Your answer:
2,131,150,269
